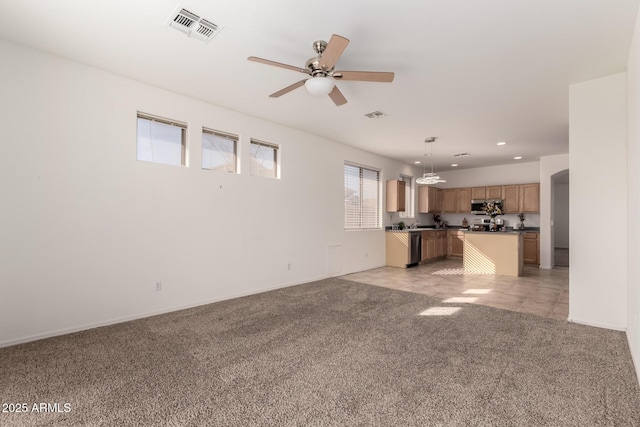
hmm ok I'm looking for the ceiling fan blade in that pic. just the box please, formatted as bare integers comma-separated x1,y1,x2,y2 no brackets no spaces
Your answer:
269,79,307,98
320,34,350,69
248,56,310,74
328,86,348,106
333,71,395,82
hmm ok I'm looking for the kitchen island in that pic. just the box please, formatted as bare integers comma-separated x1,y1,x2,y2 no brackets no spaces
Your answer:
462,230,524,277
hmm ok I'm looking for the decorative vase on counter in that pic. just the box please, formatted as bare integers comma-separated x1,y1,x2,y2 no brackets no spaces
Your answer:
489,218,496,231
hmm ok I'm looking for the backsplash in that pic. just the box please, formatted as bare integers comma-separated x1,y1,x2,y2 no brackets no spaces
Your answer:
417,213,540,228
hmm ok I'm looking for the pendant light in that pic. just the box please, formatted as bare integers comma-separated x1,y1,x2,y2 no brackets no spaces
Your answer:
416,137,446,185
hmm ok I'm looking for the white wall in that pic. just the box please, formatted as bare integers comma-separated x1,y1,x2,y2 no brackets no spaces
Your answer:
569,73,627,330
626,5,640,387
0,41,422,347
554,183,570,248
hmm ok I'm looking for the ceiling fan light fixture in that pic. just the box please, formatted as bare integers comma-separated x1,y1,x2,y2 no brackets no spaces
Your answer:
304,76,335,96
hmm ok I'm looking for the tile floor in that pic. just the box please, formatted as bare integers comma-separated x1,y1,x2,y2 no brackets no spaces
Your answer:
341,258,569,321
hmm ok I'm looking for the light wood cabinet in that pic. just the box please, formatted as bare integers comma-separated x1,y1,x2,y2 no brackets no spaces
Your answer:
472,186,502,200
523,232,540,265
418,186,441,213
441,189,457,213
487,186,503,199
502,183,539,213
447,230,465,257
421,230,447,262
520,183,540,213
386,180,406,212
456,188,472,213
503,185,520,213
436,231,447,258
471,187,486,200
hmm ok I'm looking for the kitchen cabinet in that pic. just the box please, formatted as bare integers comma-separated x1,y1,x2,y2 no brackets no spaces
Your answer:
442,188,471,213
502,183,539,213
487,186,503,199
386,231,421,268
520,183,540,213
471,187,486,200
523,232,540,265
417,186,441,213
503,185,520,213
386,180,406,212
447,230,465,257
420,230,447,262
456,188,472,213
472,186,502,200
441,189,457,213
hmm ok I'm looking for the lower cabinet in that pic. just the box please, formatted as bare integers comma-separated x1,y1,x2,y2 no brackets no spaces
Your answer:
421,230,447,262
523,232,540,265
447,230,465,257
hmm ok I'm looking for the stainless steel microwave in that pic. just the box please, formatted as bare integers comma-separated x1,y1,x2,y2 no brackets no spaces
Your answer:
471,199,503,215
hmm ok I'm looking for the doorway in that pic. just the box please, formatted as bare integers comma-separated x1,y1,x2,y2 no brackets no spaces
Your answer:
553,171,569,267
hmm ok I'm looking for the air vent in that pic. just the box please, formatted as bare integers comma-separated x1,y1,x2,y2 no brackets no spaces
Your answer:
169,8,199,34
167,5,223,43
453,152,471,158
364,111,385,119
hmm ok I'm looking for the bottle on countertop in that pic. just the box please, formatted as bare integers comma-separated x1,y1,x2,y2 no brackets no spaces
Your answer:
462,218,469,227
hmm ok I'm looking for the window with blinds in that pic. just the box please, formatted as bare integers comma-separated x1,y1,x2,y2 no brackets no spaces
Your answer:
344,163,382,230
136,112,187,166
202,128,237,173
250,139,279,178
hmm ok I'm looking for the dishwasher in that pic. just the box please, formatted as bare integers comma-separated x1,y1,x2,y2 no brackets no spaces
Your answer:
409,232,422,267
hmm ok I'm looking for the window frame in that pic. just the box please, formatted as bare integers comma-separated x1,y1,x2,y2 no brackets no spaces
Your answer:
136,112,187,166
250,139,279,179
344,162,382,230
398,174,414,219
201,128,238,173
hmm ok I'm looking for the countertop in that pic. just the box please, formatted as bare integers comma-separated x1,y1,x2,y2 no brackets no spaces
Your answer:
385,226,540,233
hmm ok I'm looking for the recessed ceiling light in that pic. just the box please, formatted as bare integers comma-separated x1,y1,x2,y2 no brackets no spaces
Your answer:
497,141,506,146
414,161,421,164
514,156,522,160
451,163,458,167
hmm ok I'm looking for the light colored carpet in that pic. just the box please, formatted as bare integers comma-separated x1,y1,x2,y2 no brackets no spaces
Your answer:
1,278,639,426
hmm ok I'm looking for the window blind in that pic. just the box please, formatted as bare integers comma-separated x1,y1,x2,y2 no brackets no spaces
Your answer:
344,163,381,229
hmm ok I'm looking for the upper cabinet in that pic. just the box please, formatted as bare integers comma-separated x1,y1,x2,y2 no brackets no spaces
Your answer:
418,185,441,213
472,186,502,200
520,183,540,213
471,187,486,200
456,188,472,213
487,186,503,199
386,180,406,212
503,183,539,213
441,188,471,213
422,182,540,214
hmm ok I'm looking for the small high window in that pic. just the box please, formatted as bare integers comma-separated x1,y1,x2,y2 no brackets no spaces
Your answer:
250,139,279,178
202,129,237,173
137,113,187,166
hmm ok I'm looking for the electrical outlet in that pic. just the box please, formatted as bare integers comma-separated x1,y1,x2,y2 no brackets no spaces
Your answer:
155,281,162,292
287,263,291,270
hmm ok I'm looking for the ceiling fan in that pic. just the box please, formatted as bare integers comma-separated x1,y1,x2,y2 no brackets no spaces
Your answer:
248,34,394,106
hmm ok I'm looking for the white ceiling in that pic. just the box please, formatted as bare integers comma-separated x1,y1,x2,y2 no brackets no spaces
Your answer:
0,0,637,171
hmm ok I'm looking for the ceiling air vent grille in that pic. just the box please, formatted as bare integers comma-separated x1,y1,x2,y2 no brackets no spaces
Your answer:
453,152,471,158
167,5,223,43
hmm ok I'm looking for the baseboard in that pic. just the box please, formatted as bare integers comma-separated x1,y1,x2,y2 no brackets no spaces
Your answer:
568,317,627,332
0,274,333,349
628,334,640,387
